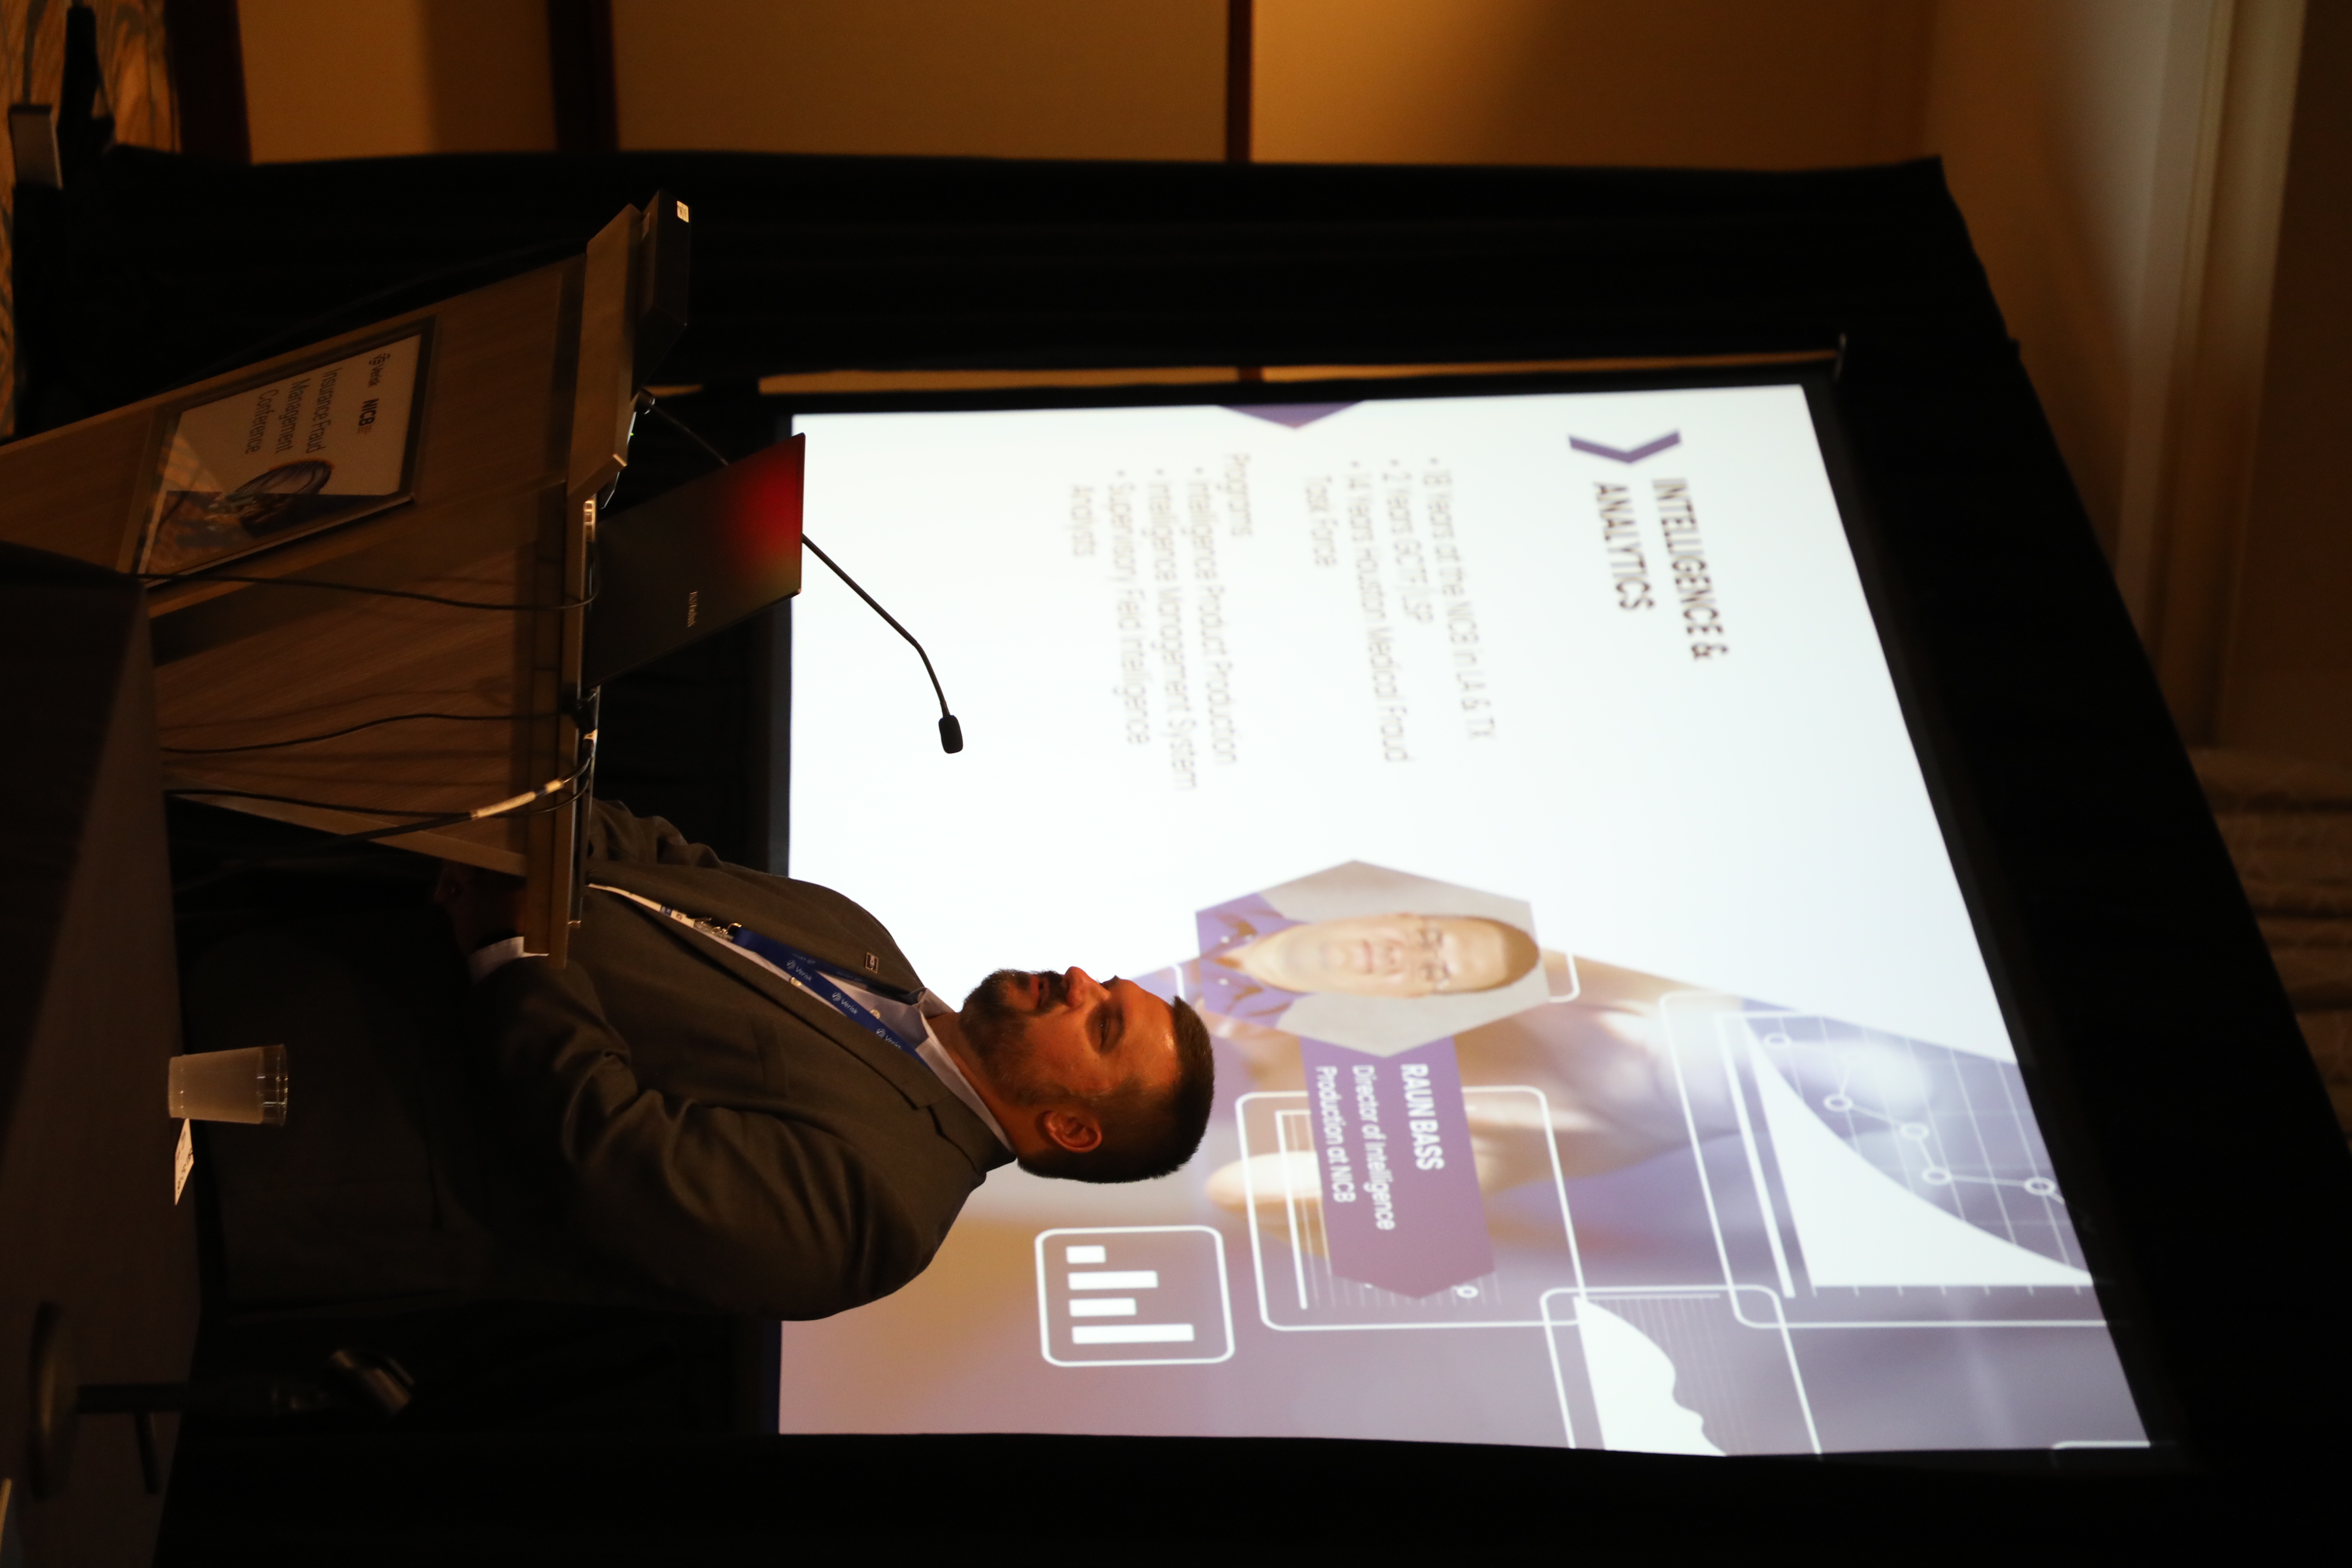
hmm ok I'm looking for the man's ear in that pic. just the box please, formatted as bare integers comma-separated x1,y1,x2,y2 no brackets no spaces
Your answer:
1040,1106,1103,1155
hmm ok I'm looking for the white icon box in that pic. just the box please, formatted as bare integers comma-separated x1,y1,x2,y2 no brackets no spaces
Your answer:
1034,1226,1234,1367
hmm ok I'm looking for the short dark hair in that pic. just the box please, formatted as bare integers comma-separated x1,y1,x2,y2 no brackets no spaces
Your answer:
1487,918,1543,992
1019,996,1216,1184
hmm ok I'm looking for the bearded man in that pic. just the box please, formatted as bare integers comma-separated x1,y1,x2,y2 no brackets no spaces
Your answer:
190,801,1215,1320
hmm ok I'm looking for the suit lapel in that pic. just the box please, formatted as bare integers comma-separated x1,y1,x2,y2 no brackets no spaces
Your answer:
587,881,953,1113
584,862,1012,1172
595,861,924,997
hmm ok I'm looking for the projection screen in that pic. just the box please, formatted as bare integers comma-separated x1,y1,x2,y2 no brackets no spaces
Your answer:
771,376,2152,1455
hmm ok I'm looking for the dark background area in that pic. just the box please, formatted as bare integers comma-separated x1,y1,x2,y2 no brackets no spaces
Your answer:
149,403,796,1476
154,392,795,1467
12,143,2345,1553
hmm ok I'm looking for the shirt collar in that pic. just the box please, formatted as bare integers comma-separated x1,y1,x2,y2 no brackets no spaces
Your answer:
915,991,1012,1154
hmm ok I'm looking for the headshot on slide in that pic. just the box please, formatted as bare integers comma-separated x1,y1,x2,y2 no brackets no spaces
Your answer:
1191,861,1574,1053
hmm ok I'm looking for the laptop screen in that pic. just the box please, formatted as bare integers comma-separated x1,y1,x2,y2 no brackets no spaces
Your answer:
771,374,2151,1456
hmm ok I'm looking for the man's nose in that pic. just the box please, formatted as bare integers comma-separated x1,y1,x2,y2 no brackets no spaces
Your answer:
1064,965,1102,999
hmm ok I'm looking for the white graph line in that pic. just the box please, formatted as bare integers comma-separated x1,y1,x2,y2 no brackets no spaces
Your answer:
1276,1109,1312,1311
1663,993,1747,1299
1537,1285,1821,1455
1936,1172,2065,1199
1537,1292,1578,1450
1547,952,1583,1004
1716,1031,1796,1297
1742,1010,2083,1267
1663,997,2105,1327
1724,1284,1822,1453
1722,1287,2109,1332
1992,1054,2080,1263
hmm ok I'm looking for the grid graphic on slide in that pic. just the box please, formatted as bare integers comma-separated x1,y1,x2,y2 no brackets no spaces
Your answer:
1733,1012,2086,1272
1655,993,2106,1324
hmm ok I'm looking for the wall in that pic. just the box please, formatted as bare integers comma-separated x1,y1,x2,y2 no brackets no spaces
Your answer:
1916,0,2307,749
609,0,1224,160
2220,1,2352,766
603,0,1932,168
239,0,553,161
1917,0,2188,565
1254,0,1930,167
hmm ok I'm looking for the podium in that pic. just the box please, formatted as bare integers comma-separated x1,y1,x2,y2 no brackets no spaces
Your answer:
0,202,668,965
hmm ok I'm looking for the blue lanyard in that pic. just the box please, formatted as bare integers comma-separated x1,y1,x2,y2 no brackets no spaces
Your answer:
591,885,927,1059
723,925,928,1058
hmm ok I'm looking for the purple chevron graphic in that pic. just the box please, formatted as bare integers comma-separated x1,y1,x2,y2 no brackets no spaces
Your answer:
1569,430,1681,464
1225,402,1358,429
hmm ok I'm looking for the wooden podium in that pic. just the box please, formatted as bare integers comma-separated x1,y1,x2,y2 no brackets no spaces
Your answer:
0,204,661,965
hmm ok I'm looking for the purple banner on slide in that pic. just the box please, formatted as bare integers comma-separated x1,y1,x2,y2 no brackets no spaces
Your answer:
1298,1037,1493,1297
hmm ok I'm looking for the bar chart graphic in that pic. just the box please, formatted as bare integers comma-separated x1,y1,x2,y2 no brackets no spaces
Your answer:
1034,1226,1235,1367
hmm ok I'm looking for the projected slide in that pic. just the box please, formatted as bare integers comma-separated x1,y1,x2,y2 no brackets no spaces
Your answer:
776,383,2149,1454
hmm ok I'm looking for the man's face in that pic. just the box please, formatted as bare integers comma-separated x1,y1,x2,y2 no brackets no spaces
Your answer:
959,967,1182,1106
1241,914,1516,997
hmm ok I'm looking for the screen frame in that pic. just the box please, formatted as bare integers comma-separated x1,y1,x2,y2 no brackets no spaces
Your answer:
769,359,2190,1466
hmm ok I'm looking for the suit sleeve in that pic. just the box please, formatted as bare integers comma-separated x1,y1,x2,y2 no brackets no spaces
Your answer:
583,798,726,870
465,954,935,1319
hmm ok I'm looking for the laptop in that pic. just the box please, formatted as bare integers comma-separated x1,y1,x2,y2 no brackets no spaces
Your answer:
583,434,803,688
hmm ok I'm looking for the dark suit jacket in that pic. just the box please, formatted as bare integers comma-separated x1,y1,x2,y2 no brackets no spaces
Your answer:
465,802,1011,1319
193,802,1008,1320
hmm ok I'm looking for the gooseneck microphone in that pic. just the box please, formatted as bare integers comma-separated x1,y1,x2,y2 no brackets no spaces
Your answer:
645,403,964,754
798,535,963,754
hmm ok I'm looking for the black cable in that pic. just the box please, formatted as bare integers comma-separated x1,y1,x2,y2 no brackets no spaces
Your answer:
162,709,561,756
140,572,594,613
164,786,462,817
169,754,596,893
171,788,581,893
165,748,596,821
643,401,965,753
649,402,732,469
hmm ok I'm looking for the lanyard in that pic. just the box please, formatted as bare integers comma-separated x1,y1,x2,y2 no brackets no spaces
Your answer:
589,886,928,1058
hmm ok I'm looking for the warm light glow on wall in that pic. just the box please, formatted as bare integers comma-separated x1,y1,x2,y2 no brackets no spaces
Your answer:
239,0,555,161
610,0,1226,159
1253,0,1932,168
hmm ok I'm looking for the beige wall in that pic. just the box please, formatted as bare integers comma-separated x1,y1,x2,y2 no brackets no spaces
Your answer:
610,0,1224,159
1255,0,1930,168
2220,0,2352,766
1918,0,2188,565
1915,0,2311,754
604,0,1935,168
240,0,553,161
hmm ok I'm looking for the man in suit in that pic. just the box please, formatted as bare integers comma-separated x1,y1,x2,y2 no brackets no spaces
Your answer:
190,800,1215,1321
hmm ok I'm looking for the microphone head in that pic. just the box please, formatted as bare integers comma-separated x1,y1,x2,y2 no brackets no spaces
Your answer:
938,714,964,754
